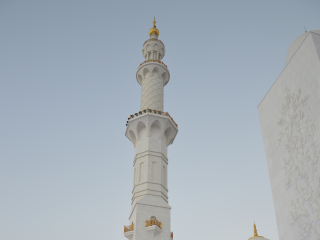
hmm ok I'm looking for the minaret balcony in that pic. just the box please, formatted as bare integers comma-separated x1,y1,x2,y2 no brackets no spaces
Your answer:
136,59,170,87
126,108,177,128
124,223,134,240
125,108,178,149
145,218,162,237
142,38,166,60
145,217,162,228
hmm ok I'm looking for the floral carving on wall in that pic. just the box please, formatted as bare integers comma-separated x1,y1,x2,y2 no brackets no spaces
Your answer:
278,88,320,240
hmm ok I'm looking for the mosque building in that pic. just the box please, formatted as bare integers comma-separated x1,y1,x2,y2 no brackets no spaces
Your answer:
258,30,320,240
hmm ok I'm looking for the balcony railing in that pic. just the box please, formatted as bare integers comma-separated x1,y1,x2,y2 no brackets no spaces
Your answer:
124,223,134,233
138,59,167,68
126,108,178,128
145,217,162,229
143,38,165,47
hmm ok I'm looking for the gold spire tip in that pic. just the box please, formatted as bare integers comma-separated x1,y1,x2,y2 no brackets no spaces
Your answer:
254,223,258,236
149,17,159,37
249,223,264,239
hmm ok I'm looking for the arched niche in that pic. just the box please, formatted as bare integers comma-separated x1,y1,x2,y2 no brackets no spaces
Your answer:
161,48,165,56
162,72,167,84
152,67,159,78
153,44,159,51
129,130,136,147
137,121,147,140
150,120,161,138
143,67,150,78
164,127,174,146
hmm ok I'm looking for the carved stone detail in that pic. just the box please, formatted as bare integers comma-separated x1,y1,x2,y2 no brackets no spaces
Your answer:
278,88,320,240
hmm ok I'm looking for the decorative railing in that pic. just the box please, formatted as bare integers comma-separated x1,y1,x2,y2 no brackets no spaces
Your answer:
143,38,165,47
124,223,134,233
145,217,162,229
126,108,178,127
138,59,167,68
171,232,173,239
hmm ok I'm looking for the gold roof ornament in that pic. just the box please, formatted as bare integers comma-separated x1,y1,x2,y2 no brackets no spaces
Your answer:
249,223,264,239
149,17,159,37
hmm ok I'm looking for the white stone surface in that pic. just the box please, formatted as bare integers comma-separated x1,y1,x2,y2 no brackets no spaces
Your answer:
136,34,170,112
136,62,170,111
142,39,165,61
258,31,320,240
124,230,134,240
145,225,162,237
124,113,177,240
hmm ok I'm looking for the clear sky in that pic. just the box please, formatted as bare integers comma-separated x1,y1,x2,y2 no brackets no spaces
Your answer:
1,1,319,239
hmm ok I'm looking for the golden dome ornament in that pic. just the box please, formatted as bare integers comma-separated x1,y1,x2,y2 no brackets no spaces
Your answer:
149,17,159,37
249,223,264,239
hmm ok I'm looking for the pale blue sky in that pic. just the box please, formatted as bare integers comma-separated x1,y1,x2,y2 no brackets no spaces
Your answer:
1,1,319,239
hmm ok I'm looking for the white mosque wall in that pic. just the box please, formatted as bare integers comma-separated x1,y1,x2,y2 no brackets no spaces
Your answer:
258,32,320,240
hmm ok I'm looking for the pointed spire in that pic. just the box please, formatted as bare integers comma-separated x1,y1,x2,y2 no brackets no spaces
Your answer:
248,223,264,239
149,17,159,37
254,223,258,237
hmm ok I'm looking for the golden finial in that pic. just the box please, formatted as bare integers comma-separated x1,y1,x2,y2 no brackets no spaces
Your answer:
254,223,258,237
249,223,264,239
149,17,159,37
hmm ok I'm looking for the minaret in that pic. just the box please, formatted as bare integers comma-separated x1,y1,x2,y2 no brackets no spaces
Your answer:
124,19,178,240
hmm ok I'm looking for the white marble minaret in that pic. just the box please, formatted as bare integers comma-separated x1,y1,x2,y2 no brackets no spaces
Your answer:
123,19,178,240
